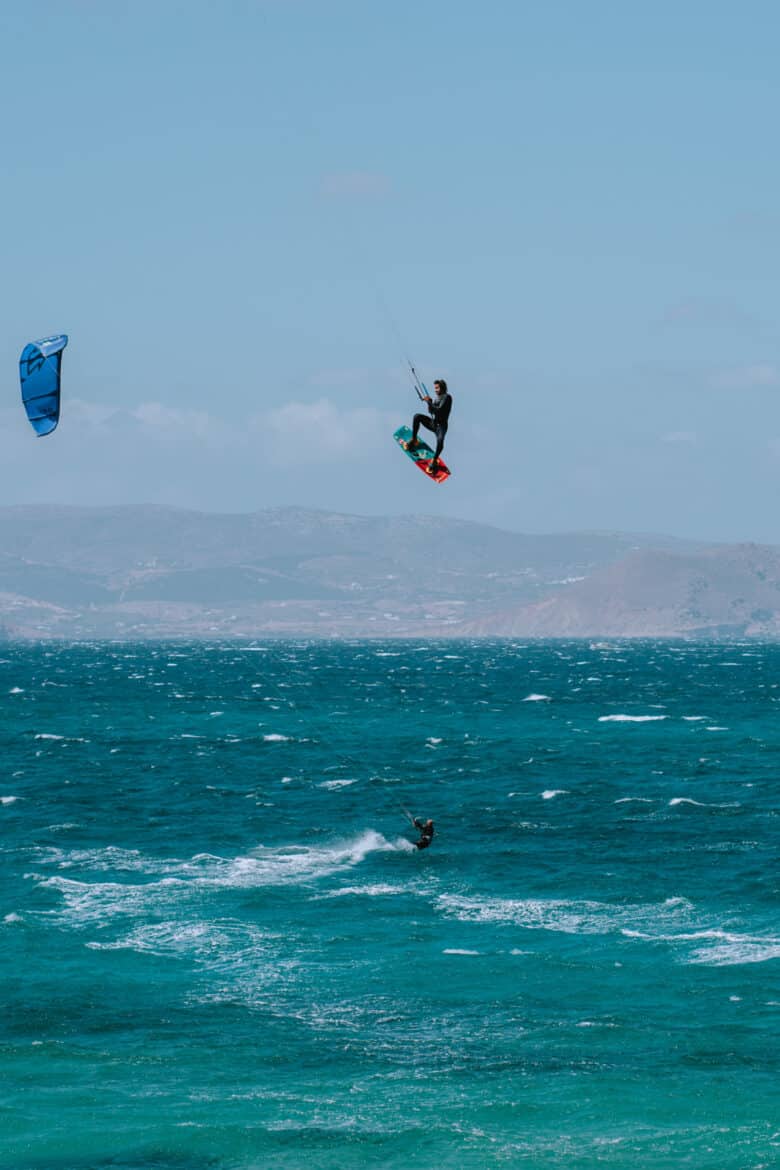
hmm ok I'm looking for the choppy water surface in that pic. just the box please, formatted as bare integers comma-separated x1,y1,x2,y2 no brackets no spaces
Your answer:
1,640,778,1168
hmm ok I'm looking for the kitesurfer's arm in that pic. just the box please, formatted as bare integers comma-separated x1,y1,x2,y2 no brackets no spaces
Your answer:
412,818,434,847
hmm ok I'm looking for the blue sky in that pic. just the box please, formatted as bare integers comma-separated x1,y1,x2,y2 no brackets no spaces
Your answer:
1,0,779,540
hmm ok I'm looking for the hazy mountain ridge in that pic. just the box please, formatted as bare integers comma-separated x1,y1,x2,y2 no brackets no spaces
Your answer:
460,545,780,638
0,504,774,639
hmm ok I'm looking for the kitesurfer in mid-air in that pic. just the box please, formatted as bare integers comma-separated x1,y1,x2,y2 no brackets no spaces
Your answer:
402,379,452,473
413,817,435,850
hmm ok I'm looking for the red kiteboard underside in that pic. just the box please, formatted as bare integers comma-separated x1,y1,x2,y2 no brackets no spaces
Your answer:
393,426,451,483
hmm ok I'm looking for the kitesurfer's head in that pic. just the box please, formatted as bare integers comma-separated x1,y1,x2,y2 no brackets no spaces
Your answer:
433,379,447,396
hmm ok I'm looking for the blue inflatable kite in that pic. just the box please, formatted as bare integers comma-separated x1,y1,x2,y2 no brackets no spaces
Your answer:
19,334,68,437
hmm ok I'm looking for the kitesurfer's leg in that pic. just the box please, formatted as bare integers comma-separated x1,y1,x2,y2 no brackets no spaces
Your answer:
429,426,447,470
412,413,431,443
404,414,433,451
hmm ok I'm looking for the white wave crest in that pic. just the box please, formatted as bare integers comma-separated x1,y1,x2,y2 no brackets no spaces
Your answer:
669,798,740,809
29,831,408,929
86,918,274,966
323,883,407,898
436,893,695,938
30,845,187,873
598,715,667,723
622,925,780,967
235,831,403,884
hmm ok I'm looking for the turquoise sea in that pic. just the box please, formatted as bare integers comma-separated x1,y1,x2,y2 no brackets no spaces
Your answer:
1,640,778,1169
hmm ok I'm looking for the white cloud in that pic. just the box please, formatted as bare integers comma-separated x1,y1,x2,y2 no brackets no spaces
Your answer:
131,401,225,441
68,399,125,428
3,394,396,466
259,398,395,461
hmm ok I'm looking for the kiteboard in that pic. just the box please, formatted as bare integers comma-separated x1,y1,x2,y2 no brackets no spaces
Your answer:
393,426,451,484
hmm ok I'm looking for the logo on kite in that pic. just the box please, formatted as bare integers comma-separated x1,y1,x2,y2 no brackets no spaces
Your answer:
19,334,68,437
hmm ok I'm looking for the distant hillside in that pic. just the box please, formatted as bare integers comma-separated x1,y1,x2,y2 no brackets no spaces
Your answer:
0,503,768,640
460,545,780,638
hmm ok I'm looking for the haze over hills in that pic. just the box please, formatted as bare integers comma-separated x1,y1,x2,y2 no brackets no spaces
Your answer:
460,545,780,638
0,504,777,639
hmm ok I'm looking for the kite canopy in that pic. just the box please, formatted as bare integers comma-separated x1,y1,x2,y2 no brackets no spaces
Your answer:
19,334,68,437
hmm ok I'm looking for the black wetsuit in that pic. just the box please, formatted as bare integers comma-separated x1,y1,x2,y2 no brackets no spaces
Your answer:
413,818,434,850
412,392,452,460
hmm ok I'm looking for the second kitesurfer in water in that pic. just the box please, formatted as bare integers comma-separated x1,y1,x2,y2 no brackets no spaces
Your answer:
402,379,452,473
413,817,435,850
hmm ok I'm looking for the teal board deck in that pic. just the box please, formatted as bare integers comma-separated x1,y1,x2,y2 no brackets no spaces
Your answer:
393,425,451,483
